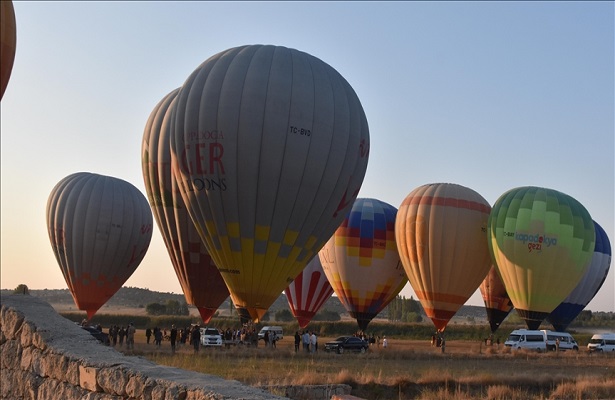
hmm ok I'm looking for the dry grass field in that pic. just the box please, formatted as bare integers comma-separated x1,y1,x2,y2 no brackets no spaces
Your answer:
113,330,615,400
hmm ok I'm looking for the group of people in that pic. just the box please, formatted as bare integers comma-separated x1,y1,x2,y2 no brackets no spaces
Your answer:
295,330,318,353
145,325,202,352
106,323,136,349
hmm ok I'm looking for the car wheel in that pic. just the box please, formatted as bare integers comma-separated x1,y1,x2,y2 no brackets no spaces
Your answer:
338,347,344,354
360,347,366,354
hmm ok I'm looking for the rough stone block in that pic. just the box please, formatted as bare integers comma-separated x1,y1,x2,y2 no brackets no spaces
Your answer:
1,305,24,339
1,339,22,369
20,320,35,348
66,359,81,386
20,345,33,370
97,366,129,396
79,365,102,392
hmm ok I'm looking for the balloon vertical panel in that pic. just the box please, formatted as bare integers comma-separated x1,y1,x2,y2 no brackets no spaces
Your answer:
285,256,334,328
142,88,229,324
488,186,595,329
547,220,611,331
320,198,407,331
396,183,492,332
171,45,369,321
46,172,153,318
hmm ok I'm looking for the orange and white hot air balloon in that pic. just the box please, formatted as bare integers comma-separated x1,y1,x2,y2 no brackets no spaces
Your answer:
284,255,334,329
47,172,153,319
142,88,229,324
0,0,16,100
395,183,492,332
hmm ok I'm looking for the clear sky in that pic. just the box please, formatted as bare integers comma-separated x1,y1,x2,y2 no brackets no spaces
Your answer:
2,2,613,312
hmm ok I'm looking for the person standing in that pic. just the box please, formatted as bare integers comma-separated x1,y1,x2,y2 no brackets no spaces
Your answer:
118,326,126,346
302,331,310,352
294,331,301,352
310,332,318,353
145,327,152,344
170,324,178,353
191,325,201,353
126,323,136,350
383,336,388,348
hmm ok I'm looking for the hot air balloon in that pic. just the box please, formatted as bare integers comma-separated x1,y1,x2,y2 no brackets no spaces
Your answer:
547,220,611,331
284,255,334,329
1,0,17,99
479,266,514,333
142,88,230,324
46,172,153,319
170,44,369,323
395,183,492,333
320,198,407,331
488,186,595,330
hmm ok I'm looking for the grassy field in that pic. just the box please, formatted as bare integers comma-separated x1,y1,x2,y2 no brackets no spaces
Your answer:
113,330,615,400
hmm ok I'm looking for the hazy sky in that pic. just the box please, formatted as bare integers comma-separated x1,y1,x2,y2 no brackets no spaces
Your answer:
2,2,613,312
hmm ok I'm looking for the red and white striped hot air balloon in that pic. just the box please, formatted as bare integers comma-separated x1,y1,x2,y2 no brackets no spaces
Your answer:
285,255,334,328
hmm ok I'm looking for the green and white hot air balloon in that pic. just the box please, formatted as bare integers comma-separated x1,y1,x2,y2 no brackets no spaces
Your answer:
487,186,595,330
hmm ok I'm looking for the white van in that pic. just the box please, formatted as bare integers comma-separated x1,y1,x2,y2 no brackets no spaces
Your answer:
541,330,579,351
258,326,283,341
587,333,615,352
504,329,547,351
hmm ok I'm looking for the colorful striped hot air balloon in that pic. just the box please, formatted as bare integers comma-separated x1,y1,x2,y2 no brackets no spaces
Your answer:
547,220,611,331
170,45,369,323
320,198,407,331
480,266,514,333
285,256,334,329
142,88,230,324
488,186,595,330
396,183,492,333
46,172,153,319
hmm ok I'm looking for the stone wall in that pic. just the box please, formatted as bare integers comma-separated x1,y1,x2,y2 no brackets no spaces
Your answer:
1,294,293,400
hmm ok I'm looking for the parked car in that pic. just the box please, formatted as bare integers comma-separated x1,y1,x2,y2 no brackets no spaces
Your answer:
200,327,223,347
81,325,110,345
324,336,369,354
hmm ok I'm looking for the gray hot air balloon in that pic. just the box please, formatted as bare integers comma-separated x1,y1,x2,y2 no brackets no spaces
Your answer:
47,172,153,319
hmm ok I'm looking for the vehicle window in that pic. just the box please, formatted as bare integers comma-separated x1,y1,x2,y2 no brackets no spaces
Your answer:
507,334,521,342
606,340,615,345
526,335,544,342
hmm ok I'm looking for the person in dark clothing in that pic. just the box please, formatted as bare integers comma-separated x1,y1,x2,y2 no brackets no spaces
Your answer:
145,327,152,344
191,325,201,353
170,325,178,353
294,331,301,352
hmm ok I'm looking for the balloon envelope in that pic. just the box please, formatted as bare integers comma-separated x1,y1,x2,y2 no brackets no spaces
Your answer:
46,172,153,319
547,220,611,331
170,45,369,322
488,186,595,330
284,255,334,328
480,266,514,333
142,88,229,324
320,198,407,331
395,183,492,332
0,0,16,99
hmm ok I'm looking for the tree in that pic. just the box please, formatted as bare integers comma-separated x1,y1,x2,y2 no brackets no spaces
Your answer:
275,309,294,322
145,303,166,316
13,284,29,295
